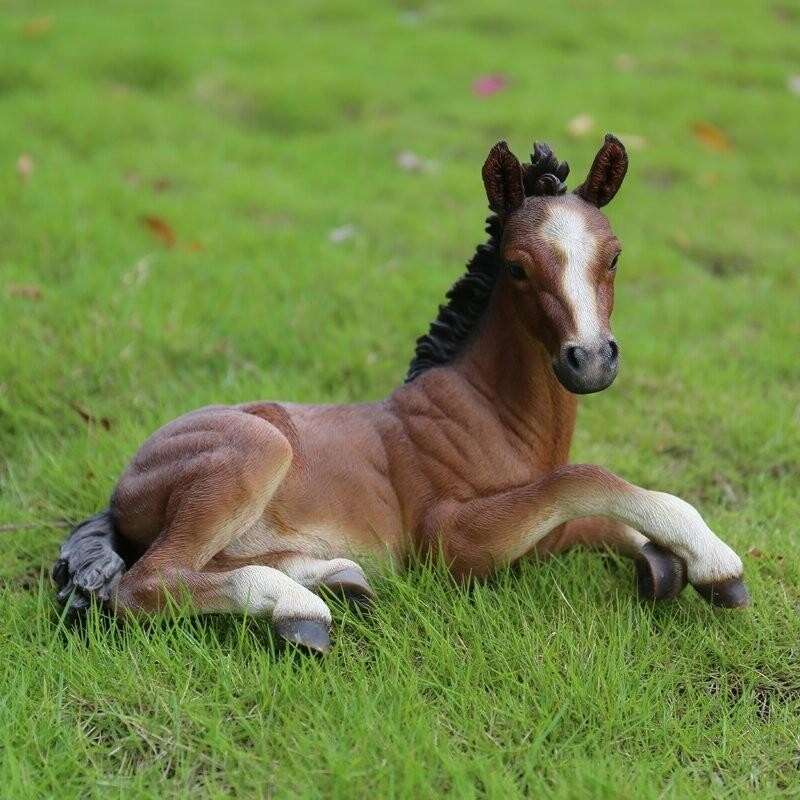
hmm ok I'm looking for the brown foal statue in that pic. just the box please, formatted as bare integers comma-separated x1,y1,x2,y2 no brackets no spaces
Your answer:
54,135,749,653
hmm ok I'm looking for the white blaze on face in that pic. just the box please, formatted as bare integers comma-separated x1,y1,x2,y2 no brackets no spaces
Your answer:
540,204,601,342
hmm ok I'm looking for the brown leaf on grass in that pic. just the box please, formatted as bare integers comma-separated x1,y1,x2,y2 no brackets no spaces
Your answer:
17,154,35,180
748,548,763,558
71,403,112,431
184,240,204,253
692,121,733,151
6,284,42,300
23,16,54,38
140,215,176,247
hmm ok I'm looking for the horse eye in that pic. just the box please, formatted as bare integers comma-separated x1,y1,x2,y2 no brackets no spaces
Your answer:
609,253,620,272
507,261,526,280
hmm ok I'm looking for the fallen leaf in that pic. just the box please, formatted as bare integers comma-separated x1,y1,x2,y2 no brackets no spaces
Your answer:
329,224,356,244
17,154,35,180
141,215,176,247
70,403,112,431
692,121,733,151
566,113,595,138
747,548,763,558
6,284,42,300
23,15,53,38
788,74,800,96
184,240,204,253
473,74,508,97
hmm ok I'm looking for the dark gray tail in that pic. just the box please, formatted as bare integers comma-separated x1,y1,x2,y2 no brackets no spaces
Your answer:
52,509,128,623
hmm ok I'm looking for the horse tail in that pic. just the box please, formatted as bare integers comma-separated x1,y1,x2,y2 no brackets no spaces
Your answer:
51,508,129,623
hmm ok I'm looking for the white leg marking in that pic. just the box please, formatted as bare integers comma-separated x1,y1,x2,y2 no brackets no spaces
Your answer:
512,479,743,585
227,565,332,624
540,204,601,341
611,490,743,584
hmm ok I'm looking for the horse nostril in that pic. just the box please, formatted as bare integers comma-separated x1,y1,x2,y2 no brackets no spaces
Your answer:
566,346,587,372
608,339,619,364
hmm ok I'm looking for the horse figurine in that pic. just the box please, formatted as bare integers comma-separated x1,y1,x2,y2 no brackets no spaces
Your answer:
53,135,749,653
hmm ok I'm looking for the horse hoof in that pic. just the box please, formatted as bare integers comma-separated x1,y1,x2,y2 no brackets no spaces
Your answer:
694,577,750,608
322,568,376,609
634,543,688,600
274,618,331,655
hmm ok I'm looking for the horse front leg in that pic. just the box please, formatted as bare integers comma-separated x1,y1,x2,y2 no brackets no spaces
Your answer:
431,464,748,607
537,517,688,601
270,553,377,609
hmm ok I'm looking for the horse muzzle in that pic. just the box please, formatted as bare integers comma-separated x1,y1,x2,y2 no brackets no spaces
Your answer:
553,338,619,394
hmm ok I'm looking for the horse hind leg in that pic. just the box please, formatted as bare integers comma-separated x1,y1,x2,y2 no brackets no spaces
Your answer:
116,563,334,654
537,517,688,601
110,409,334,653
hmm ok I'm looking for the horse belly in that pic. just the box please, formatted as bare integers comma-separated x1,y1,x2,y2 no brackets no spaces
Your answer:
219,514,398,564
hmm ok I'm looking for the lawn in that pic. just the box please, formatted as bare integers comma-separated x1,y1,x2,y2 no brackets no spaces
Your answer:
1,1,799,797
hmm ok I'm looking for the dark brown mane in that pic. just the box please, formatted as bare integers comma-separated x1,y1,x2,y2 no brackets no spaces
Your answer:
405,143,570,382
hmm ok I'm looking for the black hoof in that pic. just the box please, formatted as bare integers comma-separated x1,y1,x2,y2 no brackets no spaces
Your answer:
694,577,750,608
322,568,376,610
634,543,688,600
274,618,331,655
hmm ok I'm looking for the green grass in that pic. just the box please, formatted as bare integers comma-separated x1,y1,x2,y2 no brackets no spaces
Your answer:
1,1,799,797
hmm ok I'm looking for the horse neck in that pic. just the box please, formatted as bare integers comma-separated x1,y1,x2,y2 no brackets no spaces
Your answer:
454,275,578,460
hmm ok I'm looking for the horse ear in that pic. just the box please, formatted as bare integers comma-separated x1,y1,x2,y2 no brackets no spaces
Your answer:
574,134,628,208
482,141,525,220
